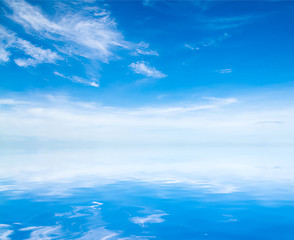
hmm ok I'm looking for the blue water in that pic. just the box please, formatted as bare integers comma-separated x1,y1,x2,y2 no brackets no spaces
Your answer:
1,180,294,240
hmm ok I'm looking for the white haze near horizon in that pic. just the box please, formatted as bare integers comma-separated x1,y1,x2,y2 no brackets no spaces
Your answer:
0,92,294,197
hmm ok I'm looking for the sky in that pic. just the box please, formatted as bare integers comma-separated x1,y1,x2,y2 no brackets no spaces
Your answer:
0,0,294,104
0,0,294,187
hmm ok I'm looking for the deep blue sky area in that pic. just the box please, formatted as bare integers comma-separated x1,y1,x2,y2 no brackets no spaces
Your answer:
1,0,294,106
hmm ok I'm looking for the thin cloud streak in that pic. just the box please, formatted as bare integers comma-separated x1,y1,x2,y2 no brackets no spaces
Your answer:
185,33,230,51
133,42,159,56
129,61,167,78
203,15,258,30
217,68,232,74
54,71,99,87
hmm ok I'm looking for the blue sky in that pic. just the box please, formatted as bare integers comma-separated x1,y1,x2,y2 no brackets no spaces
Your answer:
1,0,294,106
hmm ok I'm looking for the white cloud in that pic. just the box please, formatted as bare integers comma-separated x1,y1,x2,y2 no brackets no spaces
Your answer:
92,201,103,206
203,96,237,104
0,99,28,105
136,97,237,115
1,0,159,86
14,39,61,67
54,71,99,87
0,26,14,64
0,225,10,228
185,33,230,51
133,42,159,56
1,94,292,158
184,44,199,51
3,0,128,62
19,226,42,231
0,48,10,63
217,68,232,74
129,61,167,79
0,25,61,67
136,48,158,56
0,224,13,240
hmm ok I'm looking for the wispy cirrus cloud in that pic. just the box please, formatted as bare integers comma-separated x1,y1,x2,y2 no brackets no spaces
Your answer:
0,48,10,63
0,26,18,63
1,0,159,86
203,15,257,30
129,61,167,79
54,71,99,88
14,39,61,67
133,42,159,56
3,0,128,62
217,68,232,74
0,25,61,66
185,32,230,51
138,97,237,115
0,224,13,240
3,0,158,61
184,44,199,51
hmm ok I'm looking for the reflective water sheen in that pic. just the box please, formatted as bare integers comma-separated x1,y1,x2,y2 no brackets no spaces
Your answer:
1,138,294,240
1,174,294,240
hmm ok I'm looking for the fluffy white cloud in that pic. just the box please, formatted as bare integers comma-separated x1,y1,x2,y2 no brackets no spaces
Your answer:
129,61,167,78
